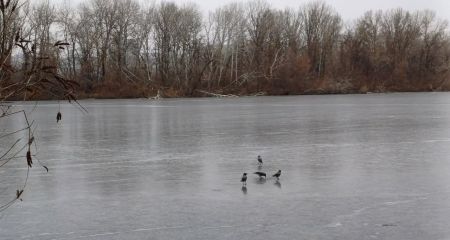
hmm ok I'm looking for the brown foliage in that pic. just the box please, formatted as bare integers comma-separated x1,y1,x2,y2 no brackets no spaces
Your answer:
3,1,450,98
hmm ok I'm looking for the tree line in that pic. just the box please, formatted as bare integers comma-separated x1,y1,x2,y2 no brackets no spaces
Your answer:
2,0,450,98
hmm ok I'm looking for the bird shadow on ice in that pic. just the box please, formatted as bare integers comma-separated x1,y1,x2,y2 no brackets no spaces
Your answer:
254,178,266,184
241,186,247,195
274,180,281,189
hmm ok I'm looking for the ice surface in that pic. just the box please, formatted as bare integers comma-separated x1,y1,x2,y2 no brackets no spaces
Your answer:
2,93,450,239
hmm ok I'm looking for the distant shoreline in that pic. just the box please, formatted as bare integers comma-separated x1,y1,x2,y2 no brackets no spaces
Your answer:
9,89,450,102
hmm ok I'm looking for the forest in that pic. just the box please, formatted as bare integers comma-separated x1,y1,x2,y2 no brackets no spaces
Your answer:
1,0,450,99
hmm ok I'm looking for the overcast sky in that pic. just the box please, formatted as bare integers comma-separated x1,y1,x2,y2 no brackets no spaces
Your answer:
54,0,450,21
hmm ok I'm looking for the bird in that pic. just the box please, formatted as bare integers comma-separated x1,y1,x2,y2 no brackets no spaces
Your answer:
257,155,263,165
272,170,281,180
241,173,247,186
56,111,62,123
254,171,266,178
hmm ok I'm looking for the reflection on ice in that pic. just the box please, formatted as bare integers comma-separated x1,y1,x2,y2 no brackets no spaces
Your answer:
241,186,248,195
255,178,266,184
2,94,450,240
274,180,282,189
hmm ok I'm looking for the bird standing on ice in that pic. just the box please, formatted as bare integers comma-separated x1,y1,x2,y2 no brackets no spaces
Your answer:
241,173,247,186
254,171,267,178
56,112,62,123
257,155,263,165
272,170,281,180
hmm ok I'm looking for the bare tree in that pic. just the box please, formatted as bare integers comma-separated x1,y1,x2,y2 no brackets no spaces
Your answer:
300,1,341,78
5,0,450,97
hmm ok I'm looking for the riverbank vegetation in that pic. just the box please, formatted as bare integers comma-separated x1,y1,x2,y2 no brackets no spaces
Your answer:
1,0,79,211
2,0,450,99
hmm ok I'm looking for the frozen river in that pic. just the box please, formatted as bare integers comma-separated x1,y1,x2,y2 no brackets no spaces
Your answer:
2,93,450,239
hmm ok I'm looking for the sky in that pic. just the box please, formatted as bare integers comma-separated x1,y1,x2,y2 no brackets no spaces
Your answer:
53,0,450,21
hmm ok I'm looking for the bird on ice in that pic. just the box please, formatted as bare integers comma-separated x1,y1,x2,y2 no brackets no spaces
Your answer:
257,155,263,165
272,170,281,180
241,173,247,186
56,112,62,123
254,171,267,178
